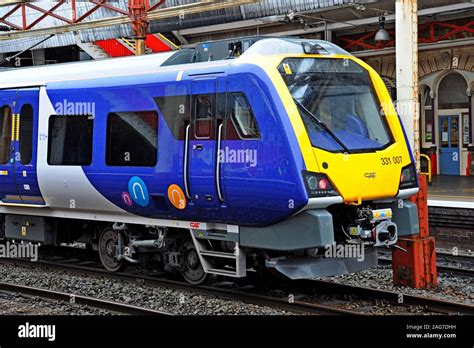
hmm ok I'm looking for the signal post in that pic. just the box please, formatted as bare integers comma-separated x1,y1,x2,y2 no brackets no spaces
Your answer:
392,0,437,288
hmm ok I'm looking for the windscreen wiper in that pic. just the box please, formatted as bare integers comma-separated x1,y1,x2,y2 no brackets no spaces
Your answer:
292,97,351,154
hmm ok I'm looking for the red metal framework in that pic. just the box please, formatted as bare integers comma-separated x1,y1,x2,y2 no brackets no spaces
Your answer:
0,0,164,31
338,20,474,51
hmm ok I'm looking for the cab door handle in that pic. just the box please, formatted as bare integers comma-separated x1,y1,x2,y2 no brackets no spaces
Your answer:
193,144,203,150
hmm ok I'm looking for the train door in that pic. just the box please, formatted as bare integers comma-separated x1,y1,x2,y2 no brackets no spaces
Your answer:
0,90,19,203
439,115,460,175
187,78,220,210
14,88,44,205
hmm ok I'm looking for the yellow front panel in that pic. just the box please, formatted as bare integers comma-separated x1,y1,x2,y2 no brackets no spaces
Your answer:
315,57,412,202
313,143,409,203
247,53,413,203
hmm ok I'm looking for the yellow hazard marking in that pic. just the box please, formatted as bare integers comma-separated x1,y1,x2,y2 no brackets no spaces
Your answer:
282,63,292,75
157,33,180,50
0,171,8,176
10,114,20,141
373,209,393,219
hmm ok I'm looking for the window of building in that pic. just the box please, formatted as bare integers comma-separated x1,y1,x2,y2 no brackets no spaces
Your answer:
438,73,469,109
229,93,260,139
194,95,213,139
48,115,93,165
0,105,12,164
19,104,33,164
106,111,158,167
421,87,433,143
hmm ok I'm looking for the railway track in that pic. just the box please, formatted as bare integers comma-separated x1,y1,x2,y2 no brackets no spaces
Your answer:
0,258,360,315
301,279,474,315
378,250,474,278
0,281,172,315
1,257,473,315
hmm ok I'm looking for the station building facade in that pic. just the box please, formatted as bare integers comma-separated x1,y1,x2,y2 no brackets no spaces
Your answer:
361,46,474,176
334,17,474,177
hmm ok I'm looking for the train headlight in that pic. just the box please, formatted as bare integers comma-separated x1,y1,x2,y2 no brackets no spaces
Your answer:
399,163,418,190
303,171,339,197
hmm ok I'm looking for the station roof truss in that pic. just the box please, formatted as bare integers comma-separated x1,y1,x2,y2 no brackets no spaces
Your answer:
0,0,473,55
0,0,258,50
338,19,474,51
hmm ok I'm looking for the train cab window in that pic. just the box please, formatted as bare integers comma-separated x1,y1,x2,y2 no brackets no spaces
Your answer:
194,95,213,139
229,93,260,139
0,105,12,164
48,115,93,166
19,104,33,164
106,111,158,167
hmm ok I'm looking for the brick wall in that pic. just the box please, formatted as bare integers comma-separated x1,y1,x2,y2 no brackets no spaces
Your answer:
429,207,474,252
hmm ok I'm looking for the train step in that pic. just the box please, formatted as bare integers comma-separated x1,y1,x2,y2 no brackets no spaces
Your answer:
191,234,247,278
200,250,236,259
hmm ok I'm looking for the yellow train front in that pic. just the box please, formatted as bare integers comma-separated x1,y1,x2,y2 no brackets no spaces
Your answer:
238,39,420,279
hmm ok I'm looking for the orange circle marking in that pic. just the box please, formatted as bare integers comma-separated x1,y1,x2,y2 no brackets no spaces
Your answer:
167,184,186,210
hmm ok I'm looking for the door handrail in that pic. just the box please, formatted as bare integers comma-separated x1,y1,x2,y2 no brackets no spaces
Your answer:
216,123,224,202
183,124,192,200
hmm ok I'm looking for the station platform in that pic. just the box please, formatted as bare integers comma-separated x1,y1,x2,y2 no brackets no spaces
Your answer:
426,175,474,252
427,175,474,209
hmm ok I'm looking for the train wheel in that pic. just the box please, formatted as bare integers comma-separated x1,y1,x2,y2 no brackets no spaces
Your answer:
98,228,123,272
179,238,208,285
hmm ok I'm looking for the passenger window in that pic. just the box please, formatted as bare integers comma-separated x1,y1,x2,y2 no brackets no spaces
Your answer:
0,105,12,164
19,104,33,164
48,115,93,165
106,111,158,167
154,94,190,140
230,93,260,139
194,95,213,139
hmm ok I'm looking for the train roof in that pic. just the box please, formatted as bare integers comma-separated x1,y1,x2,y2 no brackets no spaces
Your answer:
0,38,351,89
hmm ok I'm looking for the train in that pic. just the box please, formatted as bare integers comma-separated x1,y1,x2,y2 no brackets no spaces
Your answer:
0,37,419,284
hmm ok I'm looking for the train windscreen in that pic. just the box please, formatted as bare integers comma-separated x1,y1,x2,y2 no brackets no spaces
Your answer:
279,58,393,153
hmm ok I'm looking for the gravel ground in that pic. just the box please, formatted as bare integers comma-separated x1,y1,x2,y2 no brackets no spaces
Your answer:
0,263,297,315
318,297,440,315
320,265,474,305
0,291,111,315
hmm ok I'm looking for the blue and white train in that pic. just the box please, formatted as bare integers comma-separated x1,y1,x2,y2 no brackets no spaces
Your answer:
0,38,419,284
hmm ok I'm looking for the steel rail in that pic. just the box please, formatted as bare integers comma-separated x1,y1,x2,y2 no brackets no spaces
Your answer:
0,281,172,315
2,257,473,315
0,258,363,316
302,279,474,315
378,251,474,278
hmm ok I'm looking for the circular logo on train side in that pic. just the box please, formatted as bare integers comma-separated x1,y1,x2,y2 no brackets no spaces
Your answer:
121,192,133,207
128,176,149,207
167,184,186,210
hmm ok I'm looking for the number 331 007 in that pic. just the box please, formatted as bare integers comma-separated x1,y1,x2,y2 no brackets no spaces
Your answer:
381,156,402,165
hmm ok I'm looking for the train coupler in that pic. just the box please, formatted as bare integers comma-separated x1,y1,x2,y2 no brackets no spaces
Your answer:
347,208,398,247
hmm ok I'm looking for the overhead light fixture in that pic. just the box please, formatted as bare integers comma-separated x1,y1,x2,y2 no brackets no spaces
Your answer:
375,16,390,42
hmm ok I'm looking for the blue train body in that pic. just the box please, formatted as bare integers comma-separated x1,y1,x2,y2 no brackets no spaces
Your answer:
0,38,419,283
